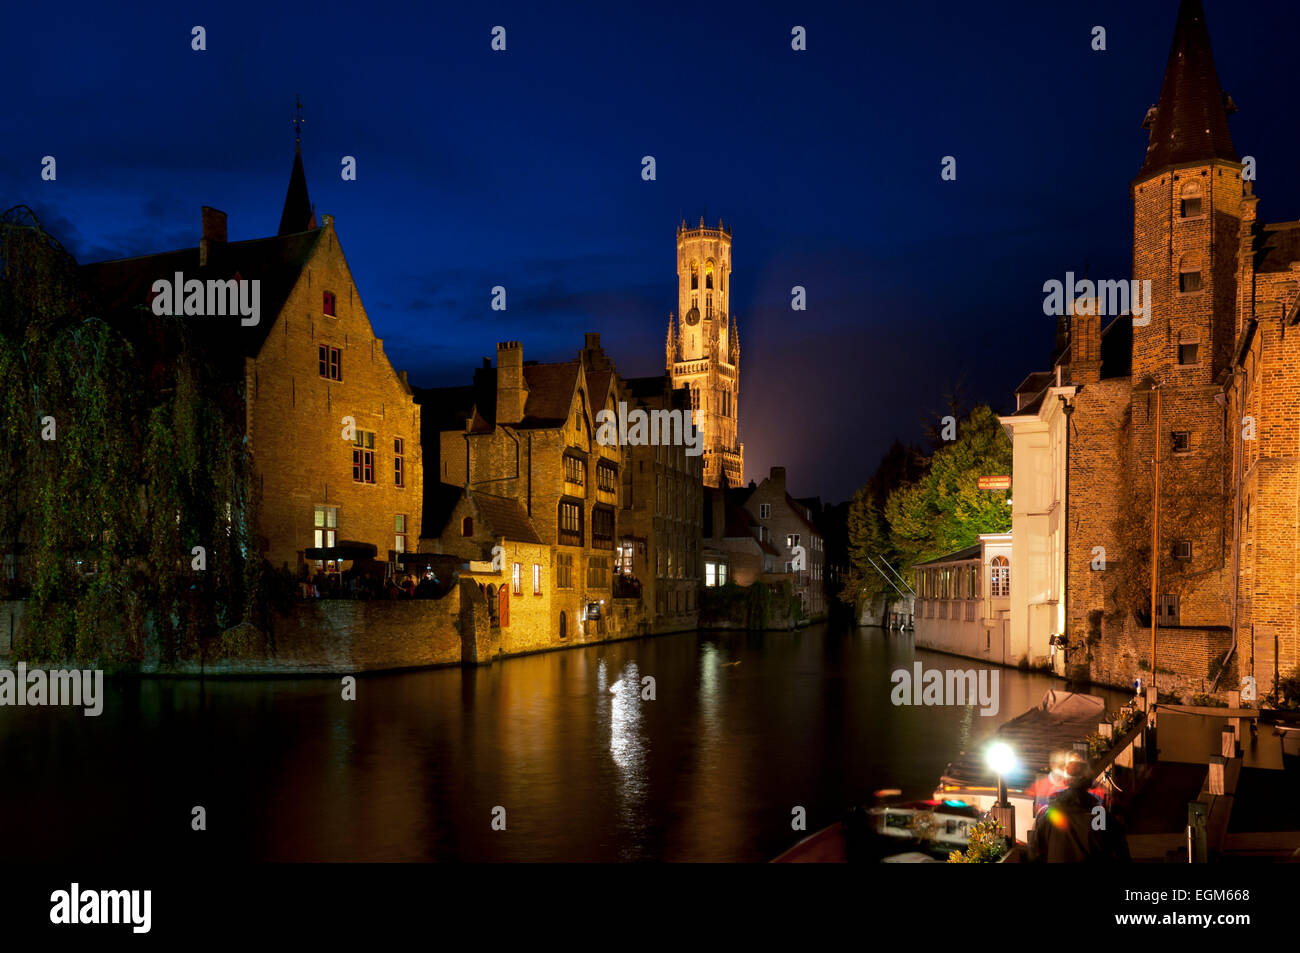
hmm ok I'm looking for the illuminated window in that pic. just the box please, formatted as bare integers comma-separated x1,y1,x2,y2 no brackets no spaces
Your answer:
533,563,541,595
990,555,1010,597
394,514,406,553
512,562,522,596
352,430,375,483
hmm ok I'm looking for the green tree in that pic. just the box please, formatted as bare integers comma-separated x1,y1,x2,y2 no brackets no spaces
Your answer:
885,404,1012,568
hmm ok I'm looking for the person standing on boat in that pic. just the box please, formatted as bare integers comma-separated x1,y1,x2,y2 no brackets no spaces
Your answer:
1028,761,1130,863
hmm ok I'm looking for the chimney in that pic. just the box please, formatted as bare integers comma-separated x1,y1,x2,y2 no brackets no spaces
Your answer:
199,206,227,268
496,342,526,425
769,466,787,492
1067,313,1102,385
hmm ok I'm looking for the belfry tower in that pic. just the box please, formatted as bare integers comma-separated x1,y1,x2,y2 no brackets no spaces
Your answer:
666,217,743,488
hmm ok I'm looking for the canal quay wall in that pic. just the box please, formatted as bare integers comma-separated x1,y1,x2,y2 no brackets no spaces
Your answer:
0,580,696,676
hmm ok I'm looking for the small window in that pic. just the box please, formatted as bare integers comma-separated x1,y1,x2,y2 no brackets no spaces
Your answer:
1178,342,1199,365
1172,431,1191,453
533,564,541,596
323,291,336,316
512,562,522,596
1180,197,1203,218
990,555,1010,597
395,514,406,553
1179,270,1203,293
461,516,473,537
1173,541,1192,560
394,437,405,487
318,345,341,381
759,503,771,519
564,455,586,486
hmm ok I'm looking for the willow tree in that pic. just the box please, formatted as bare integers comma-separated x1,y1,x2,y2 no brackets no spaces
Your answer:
0,206,254,665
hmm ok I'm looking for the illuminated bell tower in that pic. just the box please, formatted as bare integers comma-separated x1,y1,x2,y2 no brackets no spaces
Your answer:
667,217,743,488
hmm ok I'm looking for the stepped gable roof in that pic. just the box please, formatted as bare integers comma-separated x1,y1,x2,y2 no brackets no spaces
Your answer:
79,228,323,375
1137,0,1238,179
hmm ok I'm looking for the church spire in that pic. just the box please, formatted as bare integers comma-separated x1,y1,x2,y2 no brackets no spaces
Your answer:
278,96,317,236
1137,0,1238,180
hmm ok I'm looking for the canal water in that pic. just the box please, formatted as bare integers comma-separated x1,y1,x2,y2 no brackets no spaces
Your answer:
0,623,1126,862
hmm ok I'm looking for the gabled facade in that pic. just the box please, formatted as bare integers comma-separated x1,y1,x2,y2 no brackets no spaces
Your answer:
80,145,422,577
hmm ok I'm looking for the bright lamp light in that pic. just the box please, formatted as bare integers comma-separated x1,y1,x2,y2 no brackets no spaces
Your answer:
986,741,1016,776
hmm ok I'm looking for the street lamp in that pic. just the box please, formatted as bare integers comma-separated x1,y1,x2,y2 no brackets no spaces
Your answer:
985,741,1018,843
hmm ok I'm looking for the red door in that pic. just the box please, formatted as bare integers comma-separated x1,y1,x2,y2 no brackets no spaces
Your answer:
499,586,509,627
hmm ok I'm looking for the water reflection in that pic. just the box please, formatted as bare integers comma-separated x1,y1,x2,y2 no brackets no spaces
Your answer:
0,623,1125,862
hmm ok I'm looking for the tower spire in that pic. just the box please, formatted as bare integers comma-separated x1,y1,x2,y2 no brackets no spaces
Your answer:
1137,0,1238,179
278,95,316,236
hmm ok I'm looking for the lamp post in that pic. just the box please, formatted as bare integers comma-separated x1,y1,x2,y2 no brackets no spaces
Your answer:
986,741,1018,844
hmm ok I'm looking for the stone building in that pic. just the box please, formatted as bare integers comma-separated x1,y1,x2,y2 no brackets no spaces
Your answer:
416,334,660,648
666,219,744,488
81,139,422,576
1006,0,1299,697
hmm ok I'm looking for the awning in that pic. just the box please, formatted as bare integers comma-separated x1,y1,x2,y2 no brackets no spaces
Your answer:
304,541,379,561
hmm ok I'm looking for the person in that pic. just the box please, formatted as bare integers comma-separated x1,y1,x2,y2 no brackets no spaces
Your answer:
1029,750,1071,810
1028,760,1130,862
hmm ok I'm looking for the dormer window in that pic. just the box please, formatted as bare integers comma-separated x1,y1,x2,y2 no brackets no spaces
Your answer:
323,290,336,316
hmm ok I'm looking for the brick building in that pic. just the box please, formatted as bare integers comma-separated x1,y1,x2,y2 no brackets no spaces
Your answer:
741,467,826,619
621,375,703,632
81,140,422,577
1005,0,1298,697
416,332,665,647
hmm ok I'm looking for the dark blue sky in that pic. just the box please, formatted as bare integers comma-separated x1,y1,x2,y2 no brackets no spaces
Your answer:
4,1,1298,502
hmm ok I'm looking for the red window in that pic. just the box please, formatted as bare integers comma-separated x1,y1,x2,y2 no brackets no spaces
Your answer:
323,291,336,316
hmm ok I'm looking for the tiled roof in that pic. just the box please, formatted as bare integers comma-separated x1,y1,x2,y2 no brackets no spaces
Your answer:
79,229,323,378
1137,0,1238,179
470,490,541,544
521,361,580,426
1254,222,1300,275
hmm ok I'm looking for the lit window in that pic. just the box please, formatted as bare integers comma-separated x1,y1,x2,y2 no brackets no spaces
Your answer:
512,562,522,596
313,506,338,570
352,430,375,483
395,514,406,553
533,564,541,595
990,556,1010,597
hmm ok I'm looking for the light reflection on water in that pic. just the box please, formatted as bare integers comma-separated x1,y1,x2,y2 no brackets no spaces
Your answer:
0,622,1125,862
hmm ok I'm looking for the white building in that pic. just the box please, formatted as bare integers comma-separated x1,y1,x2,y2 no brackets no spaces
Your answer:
912,533,1013,664
999,371,1073,674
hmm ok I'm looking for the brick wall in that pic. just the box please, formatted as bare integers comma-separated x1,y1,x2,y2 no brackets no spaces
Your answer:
248,221,422,572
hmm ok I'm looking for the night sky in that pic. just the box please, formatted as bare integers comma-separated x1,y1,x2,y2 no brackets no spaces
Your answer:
4,1,1299,503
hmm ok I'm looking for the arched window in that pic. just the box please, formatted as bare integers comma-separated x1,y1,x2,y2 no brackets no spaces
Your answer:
462,516,473,536
705,261,714,290
690,263,698,291
990,556,1010,597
